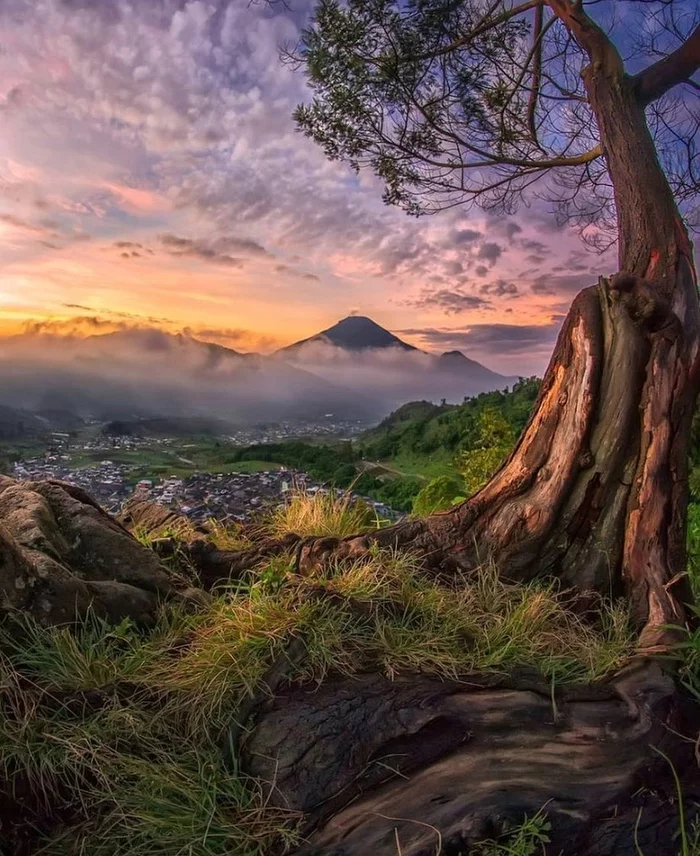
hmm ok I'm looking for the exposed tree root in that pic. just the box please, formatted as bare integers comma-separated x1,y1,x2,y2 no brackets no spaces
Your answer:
244,661,700,856
222,635,308,770
178,532,301,589
119,496,302,588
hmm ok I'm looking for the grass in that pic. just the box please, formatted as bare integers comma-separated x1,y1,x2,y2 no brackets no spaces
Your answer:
0,542,635,854
67,443,281,481
0,618,300,855
633,748,700,856
12,484,694,854
265,488,383,538
142,554,634,731
670,503,700,705
132,518,253,587
206,518,253,551
378,449,457,481
471,809,551,855
636,502,700,856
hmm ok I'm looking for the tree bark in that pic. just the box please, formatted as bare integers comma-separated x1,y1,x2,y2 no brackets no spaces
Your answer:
245,663,700,856
297,64,700,650
238,14,700,856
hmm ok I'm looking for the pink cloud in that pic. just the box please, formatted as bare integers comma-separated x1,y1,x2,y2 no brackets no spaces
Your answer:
101,182,171,215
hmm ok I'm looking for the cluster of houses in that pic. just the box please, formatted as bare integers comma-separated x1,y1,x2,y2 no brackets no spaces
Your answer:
134,469,398,523
13,457,399,524
133,469,304,522
222,418,368,445
13,457,135,512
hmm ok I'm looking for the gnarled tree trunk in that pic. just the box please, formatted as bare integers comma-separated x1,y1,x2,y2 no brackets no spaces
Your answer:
298,66,700,650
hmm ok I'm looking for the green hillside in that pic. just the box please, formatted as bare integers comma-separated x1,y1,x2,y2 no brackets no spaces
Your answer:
218,379,540,512
359,378,540,465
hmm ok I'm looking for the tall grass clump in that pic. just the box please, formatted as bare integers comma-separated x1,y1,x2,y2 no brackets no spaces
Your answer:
0,622,299,855
134,551,634,736
206,517,253,551
266,488,381,538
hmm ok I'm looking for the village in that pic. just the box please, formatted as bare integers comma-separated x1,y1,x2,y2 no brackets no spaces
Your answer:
13,445,398,524
82,417,369,453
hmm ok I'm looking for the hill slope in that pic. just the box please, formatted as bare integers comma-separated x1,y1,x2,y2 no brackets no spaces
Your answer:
359,377,541,462
0,405,49,441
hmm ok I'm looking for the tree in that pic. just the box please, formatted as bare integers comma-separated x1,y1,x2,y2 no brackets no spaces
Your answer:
291,0,700,648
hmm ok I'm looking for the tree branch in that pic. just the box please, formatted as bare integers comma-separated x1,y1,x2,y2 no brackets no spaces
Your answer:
414,0,543,62
545,0,619,68
633,24,700,106
527,3,545,147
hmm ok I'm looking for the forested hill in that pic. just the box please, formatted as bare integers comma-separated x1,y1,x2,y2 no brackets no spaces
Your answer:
359,378,541,462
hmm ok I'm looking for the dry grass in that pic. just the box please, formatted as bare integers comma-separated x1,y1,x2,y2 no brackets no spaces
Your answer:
265,488,381,538
205,518,253,551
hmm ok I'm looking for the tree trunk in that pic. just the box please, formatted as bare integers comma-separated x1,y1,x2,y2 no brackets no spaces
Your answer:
298,69,700,650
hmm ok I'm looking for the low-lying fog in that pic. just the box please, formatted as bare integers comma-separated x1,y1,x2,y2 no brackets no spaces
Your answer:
0,329,516,424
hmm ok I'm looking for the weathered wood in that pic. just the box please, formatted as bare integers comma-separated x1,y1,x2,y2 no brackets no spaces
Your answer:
245,664,700,856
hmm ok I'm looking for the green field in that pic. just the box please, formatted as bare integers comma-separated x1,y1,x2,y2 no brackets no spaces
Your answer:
373,449,458,481
67,442,282,482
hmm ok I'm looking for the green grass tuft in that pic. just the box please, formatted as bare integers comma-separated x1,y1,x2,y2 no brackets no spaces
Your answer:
471,809,551,855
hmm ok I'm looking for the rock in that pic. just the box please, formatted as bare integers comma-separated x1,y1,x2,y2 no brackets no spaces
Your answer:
244,664,700,856
0,478,178,625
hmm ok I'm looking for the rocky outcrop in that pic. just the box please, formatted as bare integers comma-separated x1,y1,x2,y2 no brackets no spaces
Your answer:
118,496,201,539
0,477,178,625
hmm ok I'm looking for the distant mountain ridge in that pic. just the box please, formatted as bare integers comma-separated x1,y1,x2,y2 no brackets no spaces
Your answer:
278,315,516,404
0,404,50,441
0,327,373,424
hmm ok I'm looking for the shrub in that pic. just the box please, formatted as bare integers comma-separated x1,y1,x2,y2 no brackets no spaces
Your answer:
412,475,465,516
458,446,509,496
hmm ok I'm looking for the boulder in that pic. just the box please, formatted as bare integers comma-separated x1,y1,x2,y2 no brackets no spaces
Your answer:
118,495,200,539
0,477,178,625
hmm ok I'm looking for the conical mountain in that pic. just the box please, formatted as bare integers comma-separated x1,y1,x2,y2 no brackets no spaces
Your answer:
277,315,417,354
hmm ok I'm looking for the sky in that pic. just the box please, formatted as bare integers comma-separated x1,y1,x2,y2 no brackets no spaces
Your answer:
0,0,657,376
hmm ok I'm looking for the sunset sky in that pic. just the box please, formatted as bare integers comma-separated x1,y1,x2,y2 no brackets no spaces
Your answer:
0,0,655,376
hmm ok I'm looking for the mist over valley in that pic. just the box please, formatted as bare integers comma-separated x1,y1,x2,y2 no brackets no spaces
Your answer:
0,316,516,427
